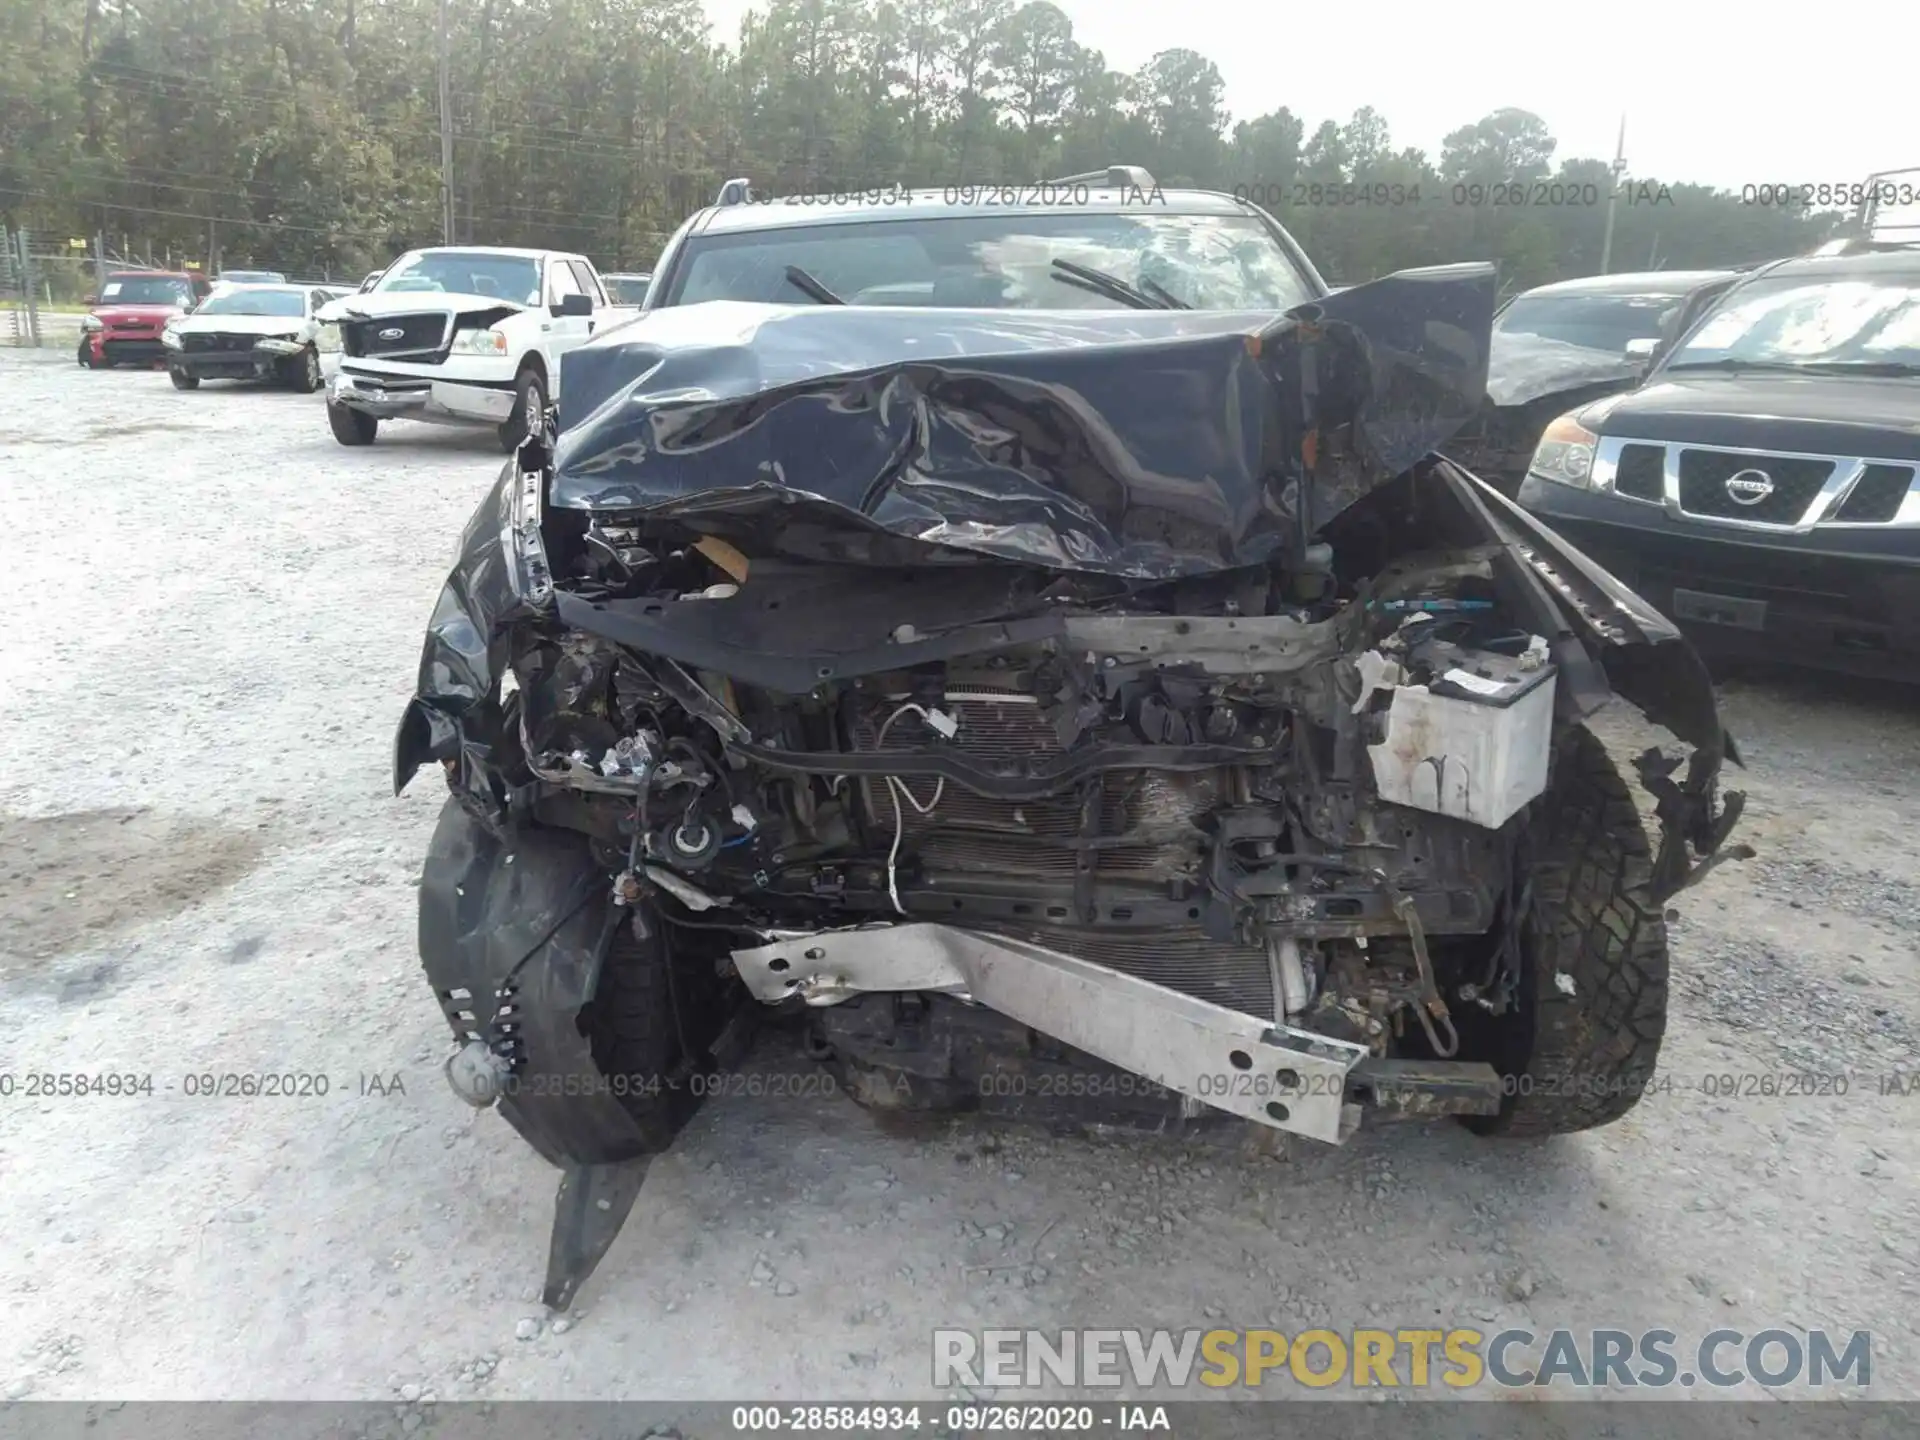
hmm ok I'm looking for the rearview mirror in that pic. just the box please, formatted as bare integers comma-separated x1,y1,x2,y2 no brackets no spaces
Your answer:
551,293,593,319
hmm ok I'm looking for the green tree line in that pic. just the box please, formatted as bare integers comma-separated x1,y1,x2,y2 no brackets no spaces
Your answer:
1,0,1838,285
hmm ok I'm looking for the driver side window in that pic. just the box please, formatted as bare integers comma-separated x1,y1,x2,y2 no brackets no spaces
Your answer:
547,261,585,307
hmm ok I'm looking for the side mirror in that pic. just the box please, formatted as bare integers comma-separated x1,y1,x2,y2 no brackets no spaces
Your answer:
550,293,593,319
1624,337,1659,361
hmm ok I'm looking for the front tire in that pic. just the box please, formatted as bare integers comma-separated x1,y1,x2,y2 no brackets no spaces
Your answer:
287,344,323,393
77,337,93,368
1459,725,1669,1136
497,364,547,452
327,401,378,446
168,367,199,390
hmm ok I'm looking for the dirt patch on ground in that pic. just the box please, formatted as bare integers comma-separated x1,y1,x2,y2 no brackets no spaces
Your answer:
0,807,269,973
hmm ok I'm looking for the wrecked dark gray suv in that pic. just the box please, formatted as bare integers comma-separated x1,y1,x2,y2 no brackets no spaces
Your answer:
393,176,1745,1308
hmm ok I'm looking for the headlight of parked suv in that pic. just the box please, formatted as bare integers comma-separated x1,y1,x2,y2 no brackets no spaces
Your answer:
81,315,104,332
161,327,184,349
1527,414,1599,489
452,326,509,356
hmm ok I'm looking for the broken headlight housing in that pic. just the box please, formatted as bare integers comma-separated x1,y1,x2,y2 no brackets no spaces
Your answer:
1527,413,1598,489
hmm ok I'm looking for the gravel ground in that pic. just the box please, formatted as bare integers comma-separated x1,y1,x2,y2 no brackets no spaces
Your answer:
1,349,1916,1405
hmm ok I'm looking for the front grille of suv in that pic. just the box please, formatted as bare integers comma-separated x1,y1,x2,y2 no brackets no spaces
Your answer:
1612,443,1665,502
1676,449,1833,524
341,312,449,362
1833,464,1915,523
1598,440,1918,528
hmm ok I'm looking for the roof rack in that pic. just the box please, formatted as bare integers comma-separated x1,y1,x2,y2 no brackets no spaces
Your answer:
715,177,753,206
1842,166,1920,249
1048,165,1157,191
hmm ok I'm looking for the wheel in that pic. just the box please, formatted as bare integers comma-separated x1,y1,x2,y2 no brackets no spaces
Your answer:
77,337,93,368
1456,725,1668,1136
327,401,378,446
585,906,726,1150
497,364,547,452
286,344,323,393
169,367,199,390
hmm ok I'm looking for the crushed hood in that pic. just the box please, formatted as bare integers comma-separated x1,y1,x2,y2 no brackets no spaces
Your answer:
1485,330,1645,410
337,289,533,314
549,263,1498,580
324,290,533,322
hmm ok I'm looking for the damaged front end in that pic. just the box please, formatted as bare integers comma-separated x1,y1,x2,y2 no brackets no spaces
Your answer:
395,266,1744,1306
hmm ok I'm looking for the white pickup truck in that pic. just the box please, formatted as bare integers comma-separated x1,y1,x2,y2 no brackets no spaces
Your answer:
319,246,639,449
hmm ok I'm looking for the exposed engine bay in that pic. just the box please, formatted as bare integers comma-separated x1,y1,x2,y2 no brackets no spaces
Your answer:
502,520,1554,1038
396,274,1745,1304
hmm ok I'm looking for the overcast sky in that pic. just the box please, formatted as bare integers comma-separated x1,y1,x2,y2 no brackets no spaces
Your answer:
697,0,1906,191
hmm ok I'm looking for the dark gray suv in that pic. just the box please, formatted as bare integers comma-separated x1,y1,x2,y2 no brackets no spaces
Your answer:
397,167,1743,1310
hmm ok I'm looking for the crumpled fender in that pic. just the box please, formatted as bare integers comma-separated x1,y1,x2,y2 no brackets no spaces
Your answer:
1428,462,1747,897
394,455,530,820
417,796,660,1166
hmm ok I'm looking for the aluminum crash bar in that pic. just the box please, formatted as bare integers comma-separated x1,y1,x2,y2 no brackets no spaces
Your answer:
730,923,1372,1144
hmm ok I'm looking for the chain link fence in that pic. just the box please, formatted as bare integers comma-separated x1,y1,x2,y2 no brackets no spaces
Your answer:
1,228,49,347
1,230,366,348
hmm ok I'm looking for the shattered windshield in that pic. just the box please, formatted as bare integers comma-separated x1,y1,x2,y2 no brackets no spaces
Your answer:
667,211,1315,311
378,250,542,305
1664,271,1920,372
192,287,306,317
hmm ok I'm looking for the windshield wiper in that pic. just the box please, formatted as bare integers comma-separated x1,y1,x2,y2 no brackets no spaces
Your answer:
1049,259,1188,310
784,265,844,305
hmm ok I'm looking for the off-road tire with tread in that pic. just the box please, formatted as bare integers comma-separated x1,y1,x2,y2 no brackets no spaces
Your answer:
328,401,378,445
584,914,721,1150
1462,723,1668,1137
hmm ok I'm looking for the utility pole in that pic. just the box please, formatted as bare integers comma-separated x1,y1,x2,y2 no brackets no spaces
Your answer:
438,0,455,244
1599,114,1626,275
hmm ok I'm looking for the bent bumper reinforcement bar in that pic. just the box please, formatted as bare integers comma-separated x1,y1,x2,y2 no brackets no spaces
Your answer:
730,922,1378,1144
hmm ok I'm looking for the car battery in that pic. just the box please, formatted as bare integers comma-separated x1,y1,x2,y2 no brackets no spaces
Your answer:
1365,641,1557,829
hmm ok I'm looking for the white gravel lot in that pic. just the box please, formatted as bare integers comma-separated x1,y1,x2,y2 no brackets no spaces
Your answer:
1,347,1916,1404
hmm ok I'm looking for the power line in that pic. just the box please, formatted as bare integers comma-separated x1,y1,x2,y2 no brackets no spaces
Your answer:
86,62,688,164
0,186,405,242
12,161,658,234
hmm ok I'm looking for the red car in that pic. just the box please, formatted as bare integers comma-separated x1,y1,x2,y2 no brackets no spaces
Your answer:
78,270,211,368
